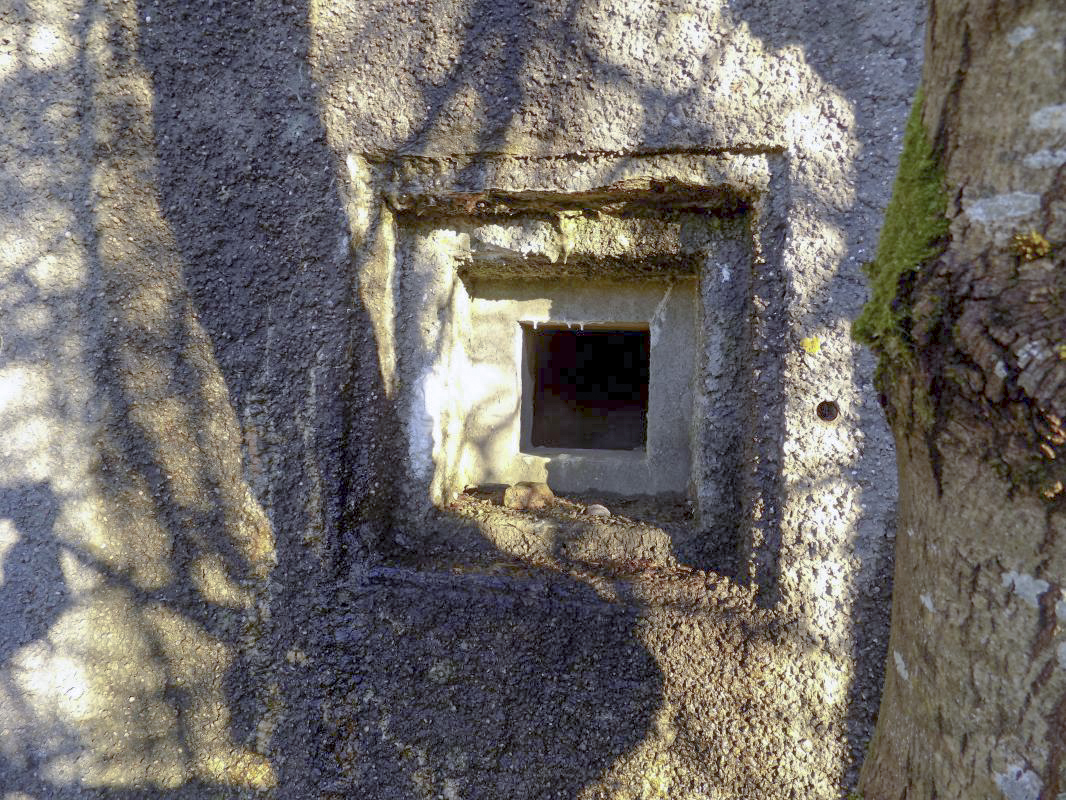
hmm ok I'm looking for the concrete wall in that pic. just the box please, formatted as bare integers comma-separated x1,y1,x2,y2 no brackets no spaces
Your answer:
0,0,921,797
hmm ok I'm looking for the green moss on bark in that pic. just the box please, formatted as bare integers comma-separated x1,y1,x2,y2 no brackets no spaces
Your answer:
852,89,949,379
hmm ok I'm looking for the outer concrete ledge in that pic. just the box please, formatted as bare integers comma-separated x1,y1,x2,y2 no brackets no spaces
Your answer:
382,149,787,580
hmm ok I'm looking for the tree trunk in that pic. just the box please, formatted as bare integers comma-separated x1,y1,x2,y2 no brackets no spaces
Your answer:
859,1,1066,797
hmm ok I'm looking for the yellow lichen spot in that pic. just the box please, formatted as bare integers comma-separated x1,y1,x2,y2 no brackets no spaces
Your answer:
801,336,822,355
1056,343,1066,360
1012,230,1052,261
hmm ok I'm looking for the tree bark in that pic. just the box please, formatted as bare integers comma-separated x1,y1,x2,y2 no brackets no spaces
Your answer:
860,1,1066,797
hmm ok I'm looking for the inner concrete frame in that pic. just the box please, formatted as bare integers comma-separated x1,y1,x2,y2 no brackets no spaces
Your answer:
384,151,788,565
454,277,696,496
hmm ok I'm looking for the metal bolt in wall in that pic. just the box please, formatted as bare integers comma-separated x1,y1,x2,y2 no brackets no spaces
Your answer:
816,400,839,422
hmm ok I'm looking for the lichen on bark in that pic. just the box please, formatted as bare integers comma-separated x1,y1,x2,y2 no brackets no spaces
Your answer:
852,88,949,387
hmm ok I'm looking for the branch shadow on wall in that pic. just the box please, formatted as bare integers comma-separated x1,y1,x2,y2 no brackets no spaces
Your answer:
0,485,67,667
133,0,666,798
4,0,378,795
0,1,279,791
0,483,75,799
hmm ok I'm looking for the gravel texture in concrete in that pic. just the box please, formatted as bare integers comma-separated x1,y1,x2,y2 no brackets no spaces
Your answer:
0,0,920,796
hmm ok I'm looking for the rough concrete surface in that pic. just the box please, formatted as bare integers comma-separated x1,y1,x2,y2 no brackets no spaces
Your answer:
0,0,920,797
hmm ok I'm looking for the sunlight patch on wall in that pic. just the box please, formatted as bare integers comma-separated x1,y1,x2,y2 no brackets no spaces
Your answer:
2,414,54,482
191,553,256,609
27,26,76,69
0,519,17,585
2,592,277,791
0,48,17,82
12,641,93,722
0,365,51,418
57,547,102,597
0,233,38,281
145,604,277,788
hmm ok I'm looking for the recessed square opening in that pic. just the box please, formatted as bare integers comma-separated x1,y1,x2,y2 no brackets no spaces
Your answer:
388,160,768,575
523,325,650,451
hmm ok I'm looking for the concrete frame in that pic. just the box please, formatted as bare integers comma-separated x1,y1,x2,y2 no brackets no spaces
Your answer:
457,277,697,496
389,152,779,545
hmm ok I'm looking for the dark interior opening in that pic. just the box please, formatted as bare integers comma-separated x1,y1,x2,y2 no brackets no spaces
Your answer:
526,327,649,450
